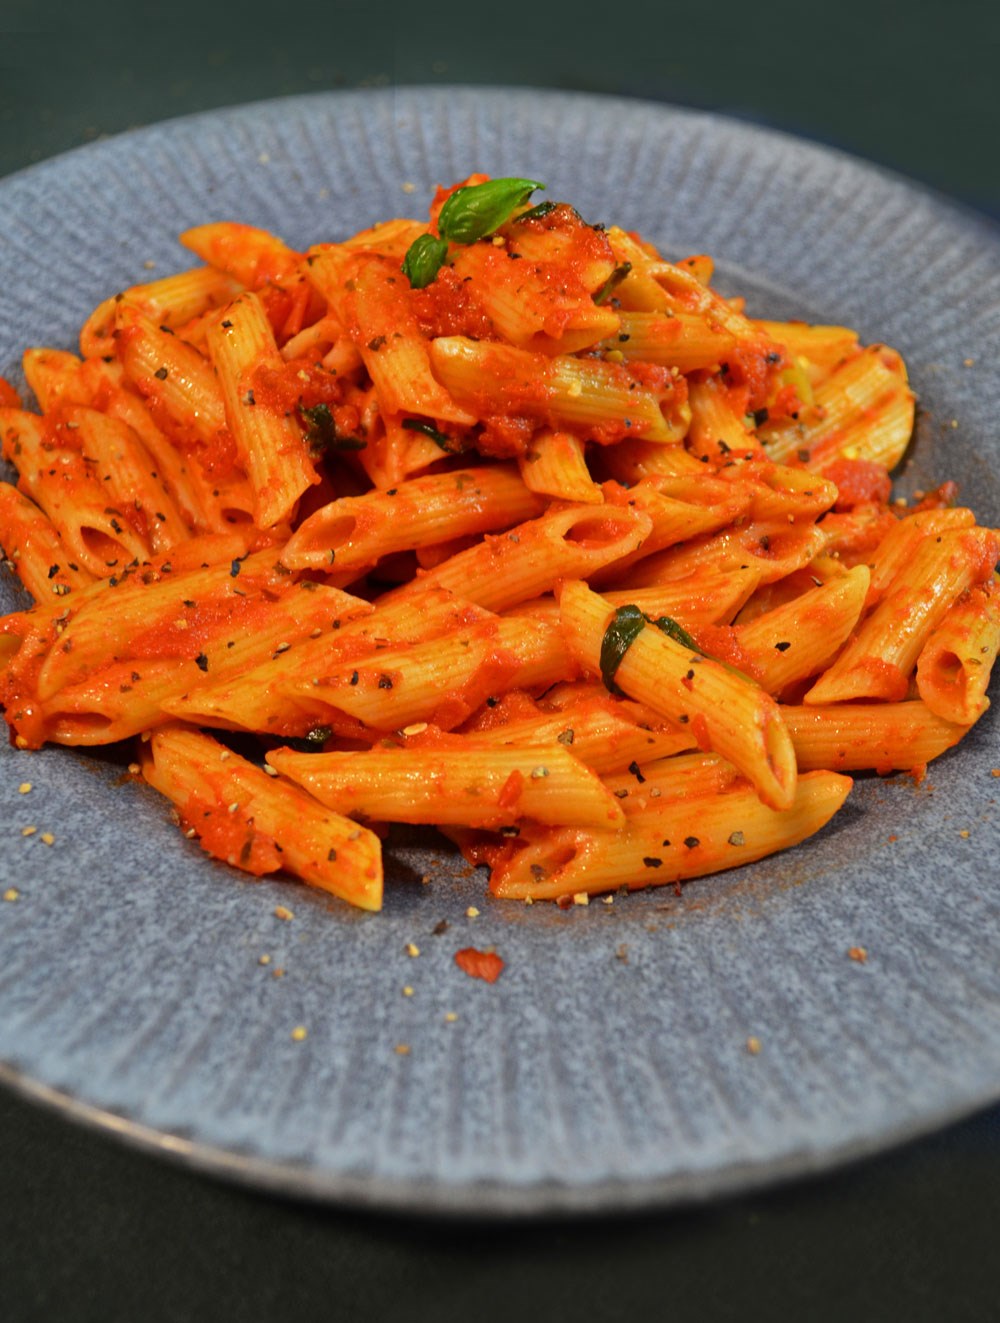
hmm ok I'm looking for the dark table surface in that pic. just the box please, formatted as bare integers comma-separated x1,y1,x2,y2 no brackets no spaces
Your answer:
2,3,999,1319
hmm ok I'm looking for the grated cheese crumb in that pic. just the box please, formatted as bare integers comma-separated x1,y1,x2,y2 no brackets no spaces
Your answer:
401,181,416,194
3,888,19,902
444,1011,458,1022
21,826,36,837
395,1043,411,1056
465,906,480,918
959,829,970,838
848,946,868,963
17,782,32,795
602,894,614,905
274,905,294,921
259,954,271,966
291,1025,307,1041
573,892,590,906
746,1036,762,1055
405,942,420,957
40,832,54,846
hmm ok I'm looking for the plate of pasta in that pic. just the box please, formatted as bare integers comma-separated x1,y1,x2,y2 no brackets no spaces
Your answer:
1,88,998,1213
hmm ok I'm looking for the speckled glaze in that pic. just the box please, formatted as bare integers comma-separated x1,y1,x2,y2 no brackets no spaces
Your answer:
1,89,998,1216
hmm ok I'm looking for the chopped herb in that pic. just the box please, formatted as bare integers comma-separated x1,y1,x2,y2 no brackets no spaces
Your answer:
594,261,632,305
230,558,242,578
774,640,791,652
349,671,359,686
154,366,169,380
752,408,769,427
401,417,457,452
728,831,745,846
627,760,646,783
514,200,558,223
300,401,366,453
557,728,575,746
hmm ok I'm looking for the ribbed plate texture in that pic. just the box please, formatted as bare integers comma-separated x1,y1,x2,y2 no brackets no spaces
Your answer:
1,89,998,1214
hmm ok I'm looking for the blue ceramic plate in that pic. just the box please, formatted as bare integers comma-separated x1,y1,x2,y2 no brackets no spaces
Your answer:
1,89,998,1215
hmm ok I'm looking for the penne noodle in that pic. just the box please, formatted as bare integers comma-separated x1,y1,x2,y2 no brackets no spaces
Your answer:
267,740,626,830
558,579,797,810
916,580,1000,725
142,726,382,911
489,771,851,901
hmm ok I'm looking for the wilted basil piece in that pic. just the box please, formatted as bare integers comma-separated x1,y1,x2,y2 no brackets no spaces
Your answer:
599,603,647,695
401,417,458,452
514,200,558,224
593,261,632,305
300,402,366,453
648,615,701,653
402,233,449,289
437,177,545,244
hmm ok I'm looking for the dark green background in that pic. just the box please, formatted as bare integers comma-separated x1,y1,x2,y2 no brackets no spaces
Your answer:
2,3,999,1319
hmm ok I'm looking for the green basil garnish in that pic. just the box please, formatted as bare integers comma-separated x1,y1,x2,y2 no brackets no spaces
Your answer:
593,261,632,305
300,402,366,453
401,233,449,289
648,615,701,652
401,417,458,452
437,177,545,244
599,603,648,695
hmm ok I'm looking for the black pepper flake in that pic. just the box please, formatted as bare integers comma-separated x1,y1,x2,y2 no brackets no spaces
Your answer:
759,535,771,551
613,788,629,799
774,640,791,652
432,919,450,935
243,389,255,406
752,407,769,427
678,714,689,724
485,697,499,708
685,668,695,680
154,366,169,381
366,335,387,352
684,836,700,849
183,599,196,608
327,848,338,862
643,856,662,868
797,448,811,463
349,671,359,686
194,653,209,672
627,760,646,783
386,488,397,496
230,558,242,578
717,439,731,454
47,564,59,579
728,831,745,846
221,319,233,329
377,674,394,690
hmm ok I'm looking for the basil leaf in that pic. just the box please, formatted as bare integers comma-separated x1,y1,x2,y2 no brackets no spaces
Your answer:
599,603,647,695
402,233,449,289
401,417,458,453
300,402,366,453
593,261,632,305
648,614,701,653
438,177,545,244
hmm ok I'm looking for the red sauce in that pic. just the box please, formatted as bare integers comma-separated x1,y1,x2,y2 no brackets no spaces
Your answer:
250,357,345,415
410,267,495,341
823,458,892,510
454,947,505,983
180,793,283,875
0,377,22,408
